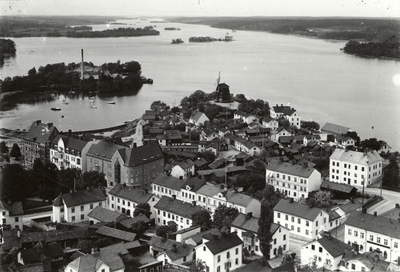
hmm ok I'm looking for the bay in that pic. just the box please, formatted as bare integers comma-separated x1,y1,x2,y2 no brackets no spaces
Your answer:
1,18,399,151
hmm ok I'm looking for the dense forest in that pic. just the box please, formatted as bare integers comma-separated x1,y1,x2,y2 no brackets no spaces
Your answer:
343,40,400,59
66,27,159,38
0,39,16,64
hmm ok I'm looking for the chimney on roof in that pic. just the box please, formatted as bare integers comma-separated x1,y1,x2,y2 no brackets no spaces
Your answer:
374,211,377,216
373,254,379,263
172,195,176,200
246,212,252,219
289,198,294,203
192,201,196,206
396,203,399,208
91,247,99,255
68,129,72,137
179,176,183,180
35,120,41,127
362,208,366,213
133,142,137,148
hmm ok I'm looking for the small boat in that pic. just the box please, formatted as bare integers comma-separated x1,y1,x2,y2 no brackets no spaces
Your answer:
51,107,61,111
107,101,116,104
91,105,97,109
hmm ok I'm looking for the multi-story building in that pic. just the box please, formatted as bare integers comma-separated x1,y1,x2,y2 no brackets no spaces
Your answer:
152,173,186,199
23,120,59,168
339,250,398,271
231,213,290,258
154,196,205,231
329,149,383,186
266,160,322,201
0,201,23,230
196,183,261,217
262,116,279,130
86,140,125,187
179,177,206,203
108,184,159,219
344,210,400,264
195,232,243,272
52,188,107,223
272,104,301,129
171,159,195,179
111,142,164,189
49,135,89,170
273,199,329,241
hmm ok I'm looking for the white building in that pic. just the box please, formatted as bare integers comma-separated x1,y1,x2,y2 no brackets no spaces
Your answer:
49,135,90,170
189,111,210,126
65,250,125,272
152,173,186,199
344,210,400,265
266,160,322,201
329,149,383,186
231,213,290,258
171,159,195,179
52,188,106,223
195,232,243,272
0,201,23,230
273,199,329,241
262,117,279,130
272,104,301,129
156,243,195,266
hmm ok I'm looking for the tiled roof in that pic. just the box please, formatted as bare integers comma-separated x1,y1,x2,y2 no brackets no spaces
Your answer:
100,242,129,255
175,159,194,170
266,161,318,178
152,173,186,190
87,206,128,222
272,105,296,116
164,244,194,261
118,214,150,229
345,251,390,271
321,180,357,194
232,213,280,234
68,251,125,272
149,236,181,251
56,188,106,207
274,199,324,221
96,226,137,241
345,211,400,239
226,191,258,207
337,201,362,214
24,120,58,144
329,149,382,165
321,122,351,135
193,158,208,167
124,240,142,249
236,259,272,272
315,236,353,257
51,135,88,152
108,184,154,204
123,143,164,167
87,140,125,160
180,177,206,192
328,210,341,221
0,201,23,215
196,183,223,197
205,233,243,255
154,196,205,219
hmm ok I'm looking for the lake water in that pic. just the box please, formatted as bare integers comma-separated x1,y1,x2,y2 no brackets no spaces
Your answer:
1,18,399,151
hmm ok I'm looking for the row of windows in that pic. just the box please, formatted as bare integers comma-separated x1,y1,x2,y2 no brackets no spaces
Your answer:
275,174,307,184
70,202,101,213
278,222,318,236
216,248,239,262
2,217,20,224
157,209,190,225
71,214,85,221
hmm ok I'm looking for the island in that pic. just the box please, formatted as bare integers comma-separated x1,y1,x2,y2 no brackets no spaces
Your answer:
0,38,16,65
343,40,400,60
164,27,181,30
189,36,233,42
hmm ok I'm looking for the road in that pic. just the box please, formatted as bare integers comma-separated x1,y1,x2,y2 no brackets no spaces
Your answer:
355,185,400,215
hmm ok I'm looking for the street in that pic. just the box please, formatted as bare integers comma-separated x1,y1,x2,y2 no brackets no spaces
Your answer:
355,186,400,215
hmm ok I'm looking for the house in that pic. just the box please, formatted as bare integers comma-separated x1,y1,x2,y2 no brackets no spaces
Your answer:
262,117,279,130
206,141,229,156
108,184,159,219
339,250,397,271
320,180,357,199
0,201,23,230
300,233,353,271
18,242,64,269
266,160,322,201
142,109,157,121
231,213,290,258
189,111,209,126
234,136,261,156
272,104,301,129
378,141,391,154
87,206,128,224
152,173,186,199
135,261,164,272
195,232,243,272
179,177,206,204
321,122,352,137
329,149,383,186
344,210,400,264
234,111,258,124
111,142,164,189
193,157,208,172
274,127,292,141
65,250,125,272
157,243,194,266
154,196,206,231
337,136,356,147
184,228,221,246
201,130,219,141
156,130,183,146
149,235,183,257
273,199,330,241
23,120,59,168
95,226,137,242
86,140,125,187
52,188,107,223
49,135,89,170
171,159,195,179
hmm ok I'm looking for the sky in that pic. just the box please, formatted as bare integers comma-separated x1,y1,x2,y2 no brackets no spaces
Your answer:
1,0,399,18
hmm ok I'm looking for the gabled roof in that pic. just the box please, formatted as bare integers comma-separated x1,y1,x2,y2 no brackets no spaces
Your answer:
314,235,353,258
87,140,125,160
330,149,382,165
108,184,154,204
180,177,206,192
121,143,164,167
320,180,357,194
272,105,296,116
193,157,208,167
0,201,23,215
96,226,137,241
152,173,186,190
266,161,318,178
321,122,351,135
21,242,64,264
191,111,209,123
100,242,129,255
236,258,272,272
87,206,128,222
204,233,243,255
24,120,58,144
149,236,181,251
118,214,150,229
187,228,220,244
51,135,88,152
345,251,390,271
345,211,400,239
231,213,281,235
274,199,325,221
226,191,258,207
196,183,223,197
55,188,106,207
174,159,194,170
68,251,125,272
164,244,194,261
154,196,205,219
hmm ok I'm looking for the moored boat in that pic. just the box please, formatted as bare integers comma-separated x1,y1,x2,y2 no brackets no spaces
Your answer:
51,107,61,111
107,101,116,104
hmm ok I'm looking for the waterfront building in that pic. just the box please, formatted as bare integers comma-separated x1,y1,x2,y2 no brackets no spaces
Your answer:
329,149,383,186
52,188,107,223
49,135,89,170
23,120,59,168
266,160,322,201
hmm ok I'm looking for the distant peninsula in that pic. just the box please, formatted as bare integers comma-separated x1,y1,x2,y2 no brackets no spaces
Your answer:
343,40,400,60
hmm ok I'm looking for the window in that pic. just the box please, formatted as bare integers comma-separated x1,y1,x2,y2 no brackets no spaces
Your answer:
306,221,309,227
77,158,81,165
81,214,84,220
236,248,239,255
81,205,84,211
71,207,75,213
277,212,280,218
90,203,93,209
217,266,220,272
298,218,301,224
361,233,364,239
377,237,381,243
351,264,356,270
291,225,294,230
227,252,230,258
311,245,315,250
218,255,220,262
235,258,238,265
285,215,288,220
316,221,318,227
291,216,294,222
274,239,277,245
297,227,300,233
15,217,19,222
384,239,388,246
354,231,358,237
319,247,323,253
370,235,373,242
72,216,75,221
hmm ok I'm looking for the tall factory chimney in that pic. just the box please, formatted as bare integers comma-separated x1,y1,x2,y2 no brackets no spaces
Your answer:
81,49,84,80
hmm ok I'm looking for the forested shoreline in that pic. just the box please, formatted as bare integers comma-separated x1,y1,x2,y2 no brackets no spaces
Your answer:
0,39,16,64
343,40,400,60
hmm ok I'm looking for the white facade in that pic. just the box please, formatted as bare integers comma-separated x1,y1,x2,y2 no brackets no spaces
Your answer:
53,200,105,223
49,136,87,170
0,202,23,230
284,111,301,129
171,164,195,179
329,149,383,186
262,118,279,130
155,206,194,231
108,192,159,220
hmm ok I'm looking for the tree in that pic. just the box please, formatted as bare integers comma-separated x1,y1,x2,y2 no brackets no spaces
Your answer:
190,260,207,272
80,171,106,190
192,210,212,230
0,141,9,154
281,252,296,266
213,205,239,230
345,131,360,146
28,67,37,77
0,164,29,202
76,239,94,253
382,159,400,188
197,150,216,164
301,121,320,131
307,190,332,208
132,220,149,234
9,143,21,159
122,254,142,271
133,202,151,218
156,225,169,238
57,169,79,194
258,199,273,260
360,138,381,151
167,221,178,233
278,118,290,128
261,185,285,208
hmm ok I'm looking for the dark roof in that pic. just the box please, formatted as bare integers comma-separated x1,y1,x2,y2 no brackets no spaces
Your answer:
320,180,357,194
55,188,106,207
152,173,186,190
87,206,128,222
118,214,150,229
337,201,363,214
25,120,58,144
164,244,194,261
321,122,351,135
266,161,318,178
21,243,63,264
345,211,400,239
274,199,325,221
328,210,341,221
68,251,125,272
154,196,205,219
193,157,208,167
271,262,295,272
175,159,194,170
205,233,243,255
316,236,353,257
108,184,154,204
122,143,164,167
344,251,390,271
0,201,23,215
51,135,88,152
100,242,129,255
187,228,220,244
96,226,137,241
236,259,272,272
273,105,296,116
180,177,206,192
149,236,181,251
87,140,125,160
232,213,280,235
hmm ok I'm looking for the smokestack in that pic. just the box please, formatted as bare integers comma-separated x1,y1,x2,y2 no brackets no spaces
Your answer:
81,49,84,80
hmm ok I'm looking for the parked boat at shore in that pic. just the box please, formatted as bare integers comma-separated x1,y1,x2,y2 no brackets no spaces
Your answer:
51,107,61,111
107,101,116,104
